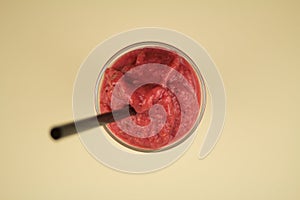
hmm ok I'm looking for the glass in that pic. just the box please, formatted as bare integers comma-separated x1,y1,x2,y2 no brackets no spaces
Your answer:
95,41,206,152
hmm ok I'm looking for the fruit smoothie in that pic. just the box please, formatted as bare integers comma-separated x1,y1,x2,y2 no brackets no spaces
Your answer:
99,47,202,150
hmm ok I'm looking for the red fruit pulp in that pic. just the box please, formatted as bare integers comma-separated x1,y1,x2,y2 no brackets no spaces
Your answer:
99,47,201,150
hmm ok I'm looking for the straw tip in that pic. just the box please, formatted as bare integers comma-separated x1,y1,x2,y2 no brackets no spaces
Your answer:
50,127,61,140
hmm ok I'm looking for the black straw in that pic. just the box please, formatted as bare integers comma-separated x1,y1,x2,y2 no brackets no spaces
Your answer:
50,106,136,140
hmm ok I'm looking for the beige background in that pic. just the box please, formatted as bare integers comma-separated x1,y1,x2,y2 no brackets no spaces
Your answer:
0,0,299,199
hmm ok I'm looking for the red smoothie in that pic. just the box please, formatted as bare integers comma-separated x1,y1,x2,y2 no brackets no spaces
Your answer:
99,47,202,150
